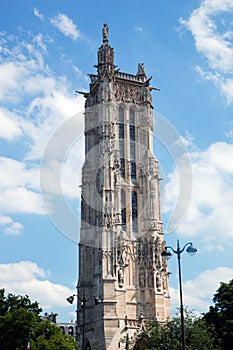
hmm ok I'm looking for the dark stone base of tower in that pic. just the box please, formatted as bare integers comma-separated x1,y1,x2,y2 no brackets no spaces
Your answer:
77,24,170,350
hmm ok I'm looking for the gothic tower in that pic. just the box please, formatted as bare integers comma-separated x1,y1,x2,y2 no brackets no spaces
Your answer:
77,24,170,350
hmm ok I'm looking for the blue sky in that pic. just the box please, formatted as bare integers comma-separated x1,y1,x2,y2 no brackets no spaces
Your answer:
0,0,233,322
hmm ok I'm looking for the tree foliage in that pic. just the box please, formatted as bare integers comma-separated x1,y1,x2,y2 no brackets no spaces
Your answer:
133,279,233,350
0,289,78,350
204,279,233,350
0,288,42,316
132,310,220,350
32,320,78,350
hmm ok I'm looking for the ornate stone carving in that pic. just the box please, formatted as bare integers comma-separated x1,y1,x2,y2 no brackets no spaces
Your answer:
115,82,140,104
78,24,170,350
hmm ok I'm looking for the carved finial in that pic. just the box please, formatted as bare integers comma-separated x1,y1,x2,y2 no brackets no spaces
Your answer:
102,23,109,44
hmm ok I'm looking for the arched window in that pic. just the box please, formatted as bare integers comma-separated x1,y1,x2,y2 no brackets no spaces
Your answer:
129,109,134,125
60,326,65,335
68,326,74,336
85,339,92,350
119,106,124,124
132,191,138,232
129,109,136,179
131,161,136,179
118,107,125,177
121,189,126,230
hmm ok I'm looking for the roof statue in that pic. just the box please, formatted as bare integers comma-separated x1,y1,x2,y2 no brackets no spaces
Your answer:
137,63,146,77
102,23,109,44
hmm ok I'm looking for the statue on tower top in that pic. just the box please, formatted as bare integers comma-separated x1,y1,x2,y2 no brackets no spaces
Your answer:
102,23,109,44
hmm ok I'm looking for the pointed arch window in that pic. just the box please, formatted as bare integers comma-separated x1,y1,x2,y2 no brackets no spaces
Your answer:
132,191,138,232
118,107,125,177
129,110,135,142
131,161,136,179
129,109,136,179
121,189,126,230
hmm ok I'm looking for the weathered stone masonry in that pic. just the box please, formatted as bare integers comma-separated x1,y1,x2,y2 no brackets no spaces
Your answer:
77,24,170,350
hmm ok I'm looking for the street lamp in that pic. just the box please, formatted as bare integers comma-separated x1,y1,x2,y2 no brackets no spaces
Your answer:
66,293,78,347
161,240,197,350
66,292,101,350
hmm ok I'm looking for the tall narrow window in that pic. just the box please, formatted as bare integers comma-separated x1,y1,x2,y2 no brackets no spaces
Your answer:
129,109,136,179
121,189,126,230
131,161,136,178
132,191,138,232
119,107,125,177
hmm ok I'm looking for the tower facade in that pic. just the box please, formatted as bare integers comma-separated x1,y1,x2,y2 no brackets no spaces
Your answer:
78,24,170,350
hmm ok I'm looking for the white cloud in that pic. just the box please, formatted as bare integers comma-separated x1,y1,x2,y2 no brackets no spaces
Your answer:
0,36,49,104
164,140,233,247
33,33,48,53
0,32,85,220
25,92,84,160
0,187,43,214
180,0,233,104
34,7,44,21
0,108,22,140
73,66,89,84
0,214,23,235
0,157,40,191
0,61,27,103
0,157,44,214
50,14,80,41
225,121,233,139
134,26,143,32
0,261,74,310
4,221,24,235
170,266,233,313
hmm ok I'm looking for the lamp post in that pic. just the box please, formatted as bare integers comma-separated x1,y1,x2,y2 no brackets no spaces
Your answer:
66,292,101,350
66,293,79,346
161,240,197,350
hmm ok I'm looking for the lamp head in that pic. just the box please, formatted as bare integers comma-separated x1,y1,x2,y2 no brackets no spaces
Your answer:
66,295,75,304
186,243,197,255
139,311,144,322
161,247,172,259
94,296,102,305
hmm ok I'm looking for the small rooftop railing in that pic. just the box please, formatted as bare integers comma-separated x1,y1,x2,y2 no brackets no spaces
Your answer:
115,71,145,82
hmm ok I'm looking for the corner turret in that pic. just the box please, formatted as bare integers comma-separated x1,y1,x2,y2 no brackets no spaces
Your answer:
97,24,115,79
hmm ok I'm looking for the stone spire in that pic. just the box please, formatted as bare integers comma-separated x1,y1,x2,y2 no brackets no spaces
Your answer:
97,24,115,78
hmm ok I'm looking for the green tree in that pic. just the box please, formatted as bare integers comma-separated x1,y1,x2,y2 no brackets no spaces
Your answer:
204,279,233,350
132,310,220,350
0,288,42,315
33,320,78,350
0,289,78,350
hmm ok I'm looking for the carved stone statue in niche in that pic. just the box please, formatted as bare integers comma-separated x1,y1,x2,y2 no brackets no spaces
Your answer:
118,268,124,288
116,231,130,280
127,161,131,177
139,271,146,288
113,158,120,185
162,273,167,291
148,269,154,288
149,158,157,177
156,272,162,292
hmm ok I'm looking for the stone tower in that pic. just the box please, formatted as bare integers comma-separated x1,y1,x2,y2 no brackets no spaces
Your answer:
77,24,170,350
